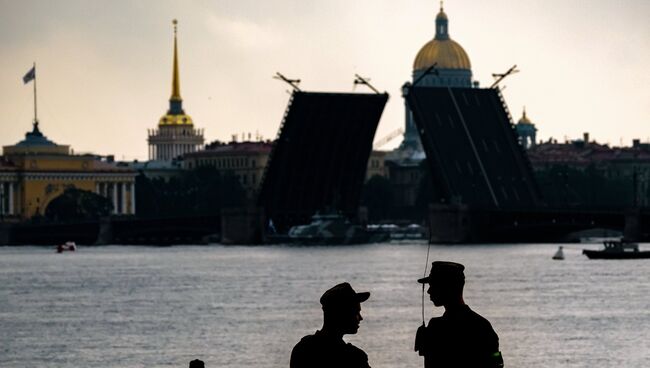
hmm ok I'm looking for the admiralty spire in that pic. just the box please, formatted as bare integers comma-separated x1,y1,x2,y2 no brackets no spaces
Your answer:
147,19,204,161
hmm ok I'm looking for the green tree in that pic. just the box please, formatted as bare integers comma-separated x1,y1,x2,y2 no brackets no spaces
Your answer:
135,167,247,218
45,188,113,221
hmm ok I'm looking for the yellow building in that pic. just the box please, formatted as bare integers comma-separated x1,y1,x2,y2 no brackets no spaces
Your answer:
1,122,136,220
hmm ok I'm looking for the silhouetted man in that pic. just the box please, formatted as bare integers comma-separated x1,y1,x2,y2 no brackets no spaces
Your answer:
415,261,504,367
290,282,371,368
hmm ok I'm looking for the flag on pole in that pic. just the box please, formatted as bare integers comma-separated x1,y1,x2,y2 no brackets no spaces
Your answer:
23,66,36,84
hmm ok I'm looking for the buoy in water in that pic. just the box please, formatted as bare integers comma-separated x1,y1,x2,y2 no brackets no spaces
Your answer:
552,246,565,260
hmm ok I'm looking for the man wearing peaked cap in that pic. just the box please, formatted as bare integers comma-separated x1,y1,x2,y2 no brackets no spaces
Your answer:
290,282,371,368
415,261,504,368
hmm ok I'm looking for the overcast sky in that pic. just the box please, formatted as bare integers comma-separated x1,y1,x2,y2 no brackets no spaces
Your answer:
1,0,649,160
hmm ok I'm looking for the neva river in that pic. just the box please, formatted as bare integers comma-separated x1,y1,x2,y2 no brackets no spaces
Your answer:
1,243,648,368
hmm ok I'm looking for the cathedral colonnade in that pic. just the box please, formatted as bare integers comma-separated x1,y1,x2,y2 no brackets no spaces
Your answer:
95,181,136,215
0,179,17,216
147,137,204,161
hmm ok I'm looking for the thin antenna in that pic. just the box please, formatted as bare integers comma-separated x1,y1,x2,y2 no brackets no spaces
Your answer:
421,242,432,324
353,74,381,94
273,72,301,91
33,62,38,124
490,64,519,88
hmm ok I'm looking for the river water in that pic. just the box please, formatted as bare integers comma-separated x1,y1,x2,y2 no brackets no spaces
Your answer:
0,243,648,368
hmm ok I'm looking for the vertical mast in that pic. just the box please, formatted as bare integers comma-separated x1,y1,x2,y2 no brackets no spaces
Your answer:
33,62,38,123
168,19,184,114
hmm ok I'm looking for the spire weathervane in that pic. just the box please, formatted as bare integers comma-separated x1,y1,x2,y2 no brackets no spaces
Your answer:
168,19,184,115
170,19,182,103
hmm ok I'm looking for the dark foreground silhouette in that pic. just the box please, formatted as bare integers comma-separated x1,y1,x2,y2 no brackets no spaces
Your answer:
189,359,204,368
290,282,371,368
416,261,504,367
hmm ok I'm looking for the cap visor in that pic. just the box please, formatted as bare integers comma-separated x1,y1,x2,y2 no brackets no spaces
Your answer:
417,276,431,284
356,291,370,303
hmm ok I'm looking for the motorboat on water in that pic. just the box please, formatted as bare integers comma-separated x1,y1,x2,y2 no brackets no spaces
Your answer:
287,212,387,245
583,241,650,260
56,241,77,253
367,223,427,240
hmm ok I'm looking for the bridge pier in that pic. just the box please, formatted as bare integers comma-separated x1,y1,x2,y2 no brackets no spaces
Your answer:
428,204,475,243
623,208,641,242
95,217,113,245
0,223,11,245
221,207,265,245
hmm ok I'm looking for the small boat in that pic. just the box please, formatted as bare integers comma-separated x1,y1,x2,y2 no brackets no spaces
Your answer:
286,211,387,245
583,241,650,260
56,241,77,253
552,246,564,260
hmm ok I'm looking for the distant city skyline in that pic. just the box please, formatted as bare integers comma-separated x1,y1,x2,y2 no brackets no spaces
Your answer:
1,0,649,160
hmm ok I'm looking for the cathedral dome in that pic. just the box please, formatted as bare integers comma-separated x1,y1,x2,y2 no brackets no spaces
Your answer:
159,113,193,126
413,5,471,71
517,108,532,125
413,39,471,70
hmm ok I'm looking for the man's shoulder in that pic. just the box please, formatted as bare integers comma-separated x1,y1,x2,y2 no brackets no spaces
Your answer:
344,341,368,359
464,306,496,328
290,333,320,368
292,333,320,351
295,334,367,356
291,332,369,368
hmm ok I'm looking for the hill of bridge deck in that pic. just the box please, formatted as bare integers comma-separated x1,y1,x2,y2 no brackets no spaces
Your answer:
407,87,541,210
258,91,388,231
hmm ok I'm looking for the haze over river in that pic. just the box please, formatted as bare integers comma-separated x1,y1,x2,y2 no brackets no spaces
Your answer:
1,243,648,367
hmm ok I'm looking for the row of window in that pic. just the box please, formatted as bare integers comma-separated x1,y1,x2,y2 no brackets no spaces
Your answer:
192,157,257,169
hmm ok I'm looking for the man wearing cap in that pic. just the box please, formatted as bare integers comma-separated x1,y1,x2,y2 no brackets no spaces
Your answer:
415,261,504,368
290,282,371,368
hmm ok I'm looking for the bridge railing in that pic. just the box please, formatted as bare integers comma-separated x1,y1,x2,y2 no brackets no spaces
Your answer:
495,86,543,204
257,91,296,203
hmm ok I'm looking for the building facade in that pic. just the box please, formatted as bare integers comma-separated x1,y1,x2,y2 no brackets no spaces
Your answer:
1,122,136,220
366,150,389,180
147,20,204,161
183,141,273,199
527,137,650,207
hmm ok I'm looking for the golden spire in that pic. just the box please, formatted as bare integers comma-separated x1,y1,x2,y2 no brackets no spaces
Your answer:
440,0,444,11
170,19,181,102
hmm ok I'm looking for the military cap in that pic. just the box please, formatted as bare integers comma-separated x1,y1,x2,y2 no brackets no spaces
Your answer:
320,282,370,309
417,261,465,283
189,359,204,368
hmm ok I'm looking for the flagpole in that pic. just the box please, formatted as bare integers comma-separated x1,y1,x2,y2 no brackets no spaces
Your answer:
33,62,38,123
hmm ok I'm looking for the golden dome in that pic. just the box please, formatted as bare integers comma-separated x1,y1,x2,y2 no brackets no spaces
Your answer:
159,113,193,126
413,39,471,70
518,108,532,125
413,4,471,71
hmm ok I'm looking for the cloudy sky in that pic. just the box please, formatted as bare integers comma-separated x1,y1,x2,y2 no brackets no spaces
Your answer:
1,0,649,160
